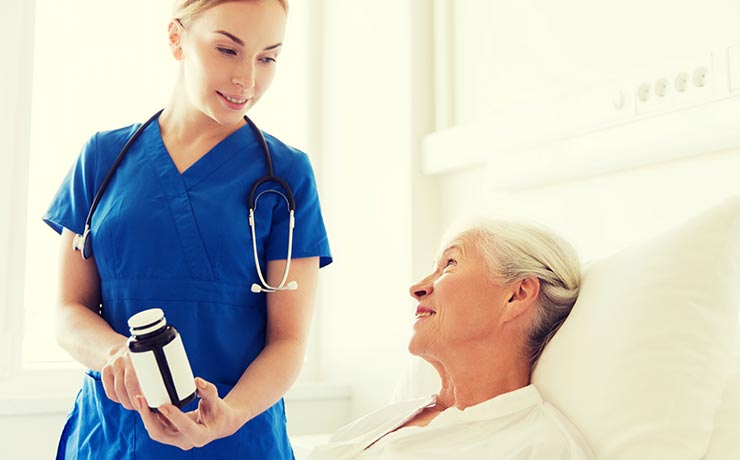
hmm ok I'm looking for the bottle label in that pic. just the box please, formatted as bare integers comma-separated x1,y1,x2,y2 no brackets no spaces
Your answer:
130,348,171,407
164,334,196,401
130,335,196,407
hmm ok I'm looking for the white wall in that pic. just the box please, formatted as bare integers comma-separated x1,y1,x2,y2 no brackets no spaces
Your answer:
0,414,65,459
315,0,431,419
451,0,740,126
427,0,740,249
0,0,44,449
0,0,33,372
7,0,740,454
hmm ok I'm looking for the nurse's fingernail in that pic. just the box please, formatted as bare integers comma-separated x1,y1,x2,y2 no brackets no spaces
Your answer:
197,378,206,389
159,406,169,416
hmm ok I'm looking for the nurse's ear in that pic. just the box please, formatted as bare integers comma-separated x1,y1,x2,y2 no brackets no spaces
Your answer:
168,19,185,60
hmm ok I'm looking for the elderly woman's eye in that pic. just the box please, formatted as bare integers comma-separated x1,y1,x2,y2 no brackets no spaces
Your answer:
445,258,457,268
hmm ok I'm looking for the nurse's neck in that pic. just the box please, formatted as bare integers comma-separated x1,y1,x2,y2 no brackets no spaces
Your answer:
158,101,247,173
159,101,246,147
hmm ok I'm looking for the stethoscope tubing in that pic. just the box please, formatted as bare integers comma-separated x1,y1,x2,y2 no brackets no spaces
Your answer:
72,109,297,293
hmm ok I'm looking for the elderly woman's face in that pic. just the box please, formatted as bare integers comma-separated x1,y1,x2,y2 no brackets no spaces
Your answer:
407,231,513,361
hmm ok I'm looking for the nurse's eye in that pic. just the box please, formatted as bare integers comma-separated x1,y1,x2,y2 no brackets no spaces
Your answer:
259,56,277,64
217,47,237,57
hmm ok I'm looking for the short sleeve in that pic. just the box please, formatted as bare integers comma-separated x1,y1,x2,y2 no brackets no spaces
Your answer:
264,149,332,268
43,134,101,235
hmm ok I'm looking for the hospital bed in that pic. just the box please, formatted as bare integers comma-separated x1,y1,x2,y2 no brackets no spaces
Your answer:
294,195,740,459
292,115,740,460
294,196,740,460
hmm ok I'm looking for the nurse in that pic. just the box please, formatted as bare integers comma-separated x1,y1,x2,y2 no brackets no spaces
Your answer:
44,1,331,459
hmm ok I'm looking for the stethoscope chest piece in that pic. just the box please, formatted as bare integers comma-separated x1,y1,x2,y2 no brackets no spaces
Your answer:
72,226,93,260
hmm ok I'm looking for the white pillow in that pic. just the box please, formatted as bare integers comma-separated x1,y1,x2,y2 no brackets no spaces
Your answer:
532,196,740,460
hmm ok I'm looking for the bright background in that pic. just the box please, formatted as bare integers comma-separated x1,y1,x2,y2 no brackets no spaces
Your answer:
2,0,740,458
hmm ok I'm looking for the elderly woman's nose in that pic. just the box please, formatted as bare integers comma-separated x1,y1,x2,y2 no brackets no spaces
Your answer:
409,278,433,299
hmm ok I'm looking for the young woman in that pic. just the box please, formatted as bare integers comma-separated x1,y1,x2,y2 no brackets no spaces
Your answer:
44,1,331,458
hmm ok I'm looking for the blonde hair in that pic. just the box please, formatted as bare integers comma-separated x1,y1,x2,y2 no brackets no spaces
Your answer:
465,220,581,369
172,0,288,25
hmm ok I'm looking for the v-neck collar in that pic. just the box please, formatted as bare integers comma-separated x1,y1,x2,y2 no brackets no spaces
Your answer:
152,116,262,190
130,115,258,280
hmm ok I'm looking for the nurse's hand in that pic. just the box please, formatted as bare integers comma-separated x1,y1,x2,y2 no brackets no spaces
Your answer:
101,343,142,411
135,377,244,450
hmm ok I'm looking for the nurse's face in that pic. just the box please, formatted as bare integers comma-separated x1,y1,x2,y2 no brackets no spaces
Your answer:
407,231,513,362
172,1,286,124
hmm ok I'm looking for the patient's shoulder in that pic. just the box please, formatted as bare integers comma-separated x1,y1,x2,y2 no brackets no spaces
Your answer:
328,396,433,442
529,400,594,460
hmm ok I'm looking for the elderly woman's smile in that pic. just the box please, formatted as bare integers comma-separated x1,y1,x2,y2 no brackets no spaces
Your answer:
415,306,436,319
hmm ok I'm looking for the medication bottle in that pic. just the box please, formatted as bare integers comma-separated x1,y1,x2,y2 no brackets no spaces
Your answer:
127,308,197,409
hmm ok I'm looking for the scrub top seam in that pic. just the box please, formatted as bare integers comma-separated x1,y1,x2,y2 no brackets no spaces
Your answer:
182,189,218,279
151,161,201,279
100,293,260,308
144,123,220,280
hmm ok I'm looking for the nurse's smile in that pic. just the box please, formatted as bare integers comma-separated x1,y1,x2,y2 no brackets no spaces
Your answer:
218,91,249,110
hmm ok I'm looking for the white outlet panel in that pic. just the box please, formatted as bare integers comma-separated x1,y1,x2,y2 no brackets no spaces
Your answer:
632,54,714,116
422,45,740,183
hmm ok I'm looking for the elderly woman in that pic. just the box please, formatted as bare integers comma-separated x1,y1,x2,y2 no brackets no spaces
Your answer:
308,220,594,459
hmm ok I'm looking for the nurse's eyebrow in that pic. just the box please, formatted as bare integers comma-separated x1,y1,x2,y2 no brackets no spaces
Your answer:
214,30,245,46
213,30,283,52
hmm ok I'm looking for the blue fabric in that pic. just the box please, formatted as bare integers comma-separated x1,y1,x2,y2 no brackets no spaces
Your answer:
45,115,332,460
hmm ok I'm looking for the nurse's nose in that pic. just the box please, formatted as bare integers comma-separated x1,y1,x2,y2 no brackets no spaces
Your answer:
233,61,256,89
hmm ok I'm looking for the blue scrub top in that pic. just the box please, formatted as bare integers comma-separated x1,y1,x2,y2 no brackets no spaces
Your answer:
44,113,332,460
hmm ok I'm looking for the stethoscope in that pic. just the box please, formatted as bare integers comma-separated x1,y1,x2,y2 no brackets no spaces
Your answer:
72,109,298,294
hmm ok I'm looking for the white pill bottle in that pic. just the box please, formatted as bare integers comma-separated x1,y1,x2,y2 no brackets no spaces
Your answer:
127,308,197,409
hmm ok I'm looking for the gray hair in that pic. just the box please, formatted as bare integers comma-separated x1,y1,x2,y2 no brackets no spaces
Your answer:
465,220,581,369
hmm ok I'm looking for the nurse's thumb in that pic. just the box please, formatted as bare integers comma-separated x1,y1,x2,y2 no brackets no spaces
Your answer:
195,377,218,401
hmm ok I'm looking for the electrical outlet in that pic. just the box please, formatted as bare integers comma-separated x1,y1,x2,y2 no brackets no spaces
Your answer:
633,55,713,116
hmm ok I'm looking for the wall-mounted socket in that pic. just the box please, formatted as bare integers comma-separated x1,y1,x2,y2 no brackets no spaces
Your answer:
692,66,708,87
633,55,713,115
654,78,668,97
637,82,651,102
674,72,689,92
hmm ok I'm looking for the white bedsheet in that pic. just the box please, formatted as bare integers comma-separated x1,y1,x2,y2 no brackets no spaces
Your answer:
292,434,332,460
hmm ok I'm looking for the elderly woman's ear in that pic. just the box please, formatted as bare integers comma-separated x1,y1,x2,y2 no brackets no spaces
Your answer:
502,277,541,323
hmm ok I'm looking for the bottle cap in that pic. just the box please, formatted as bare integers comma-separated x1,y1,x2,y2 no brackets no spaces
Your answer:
128,308,166,335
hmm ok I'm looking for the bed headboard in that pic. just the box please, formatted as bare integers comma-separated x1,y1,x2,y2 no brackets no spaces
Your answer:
415,91,740,460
